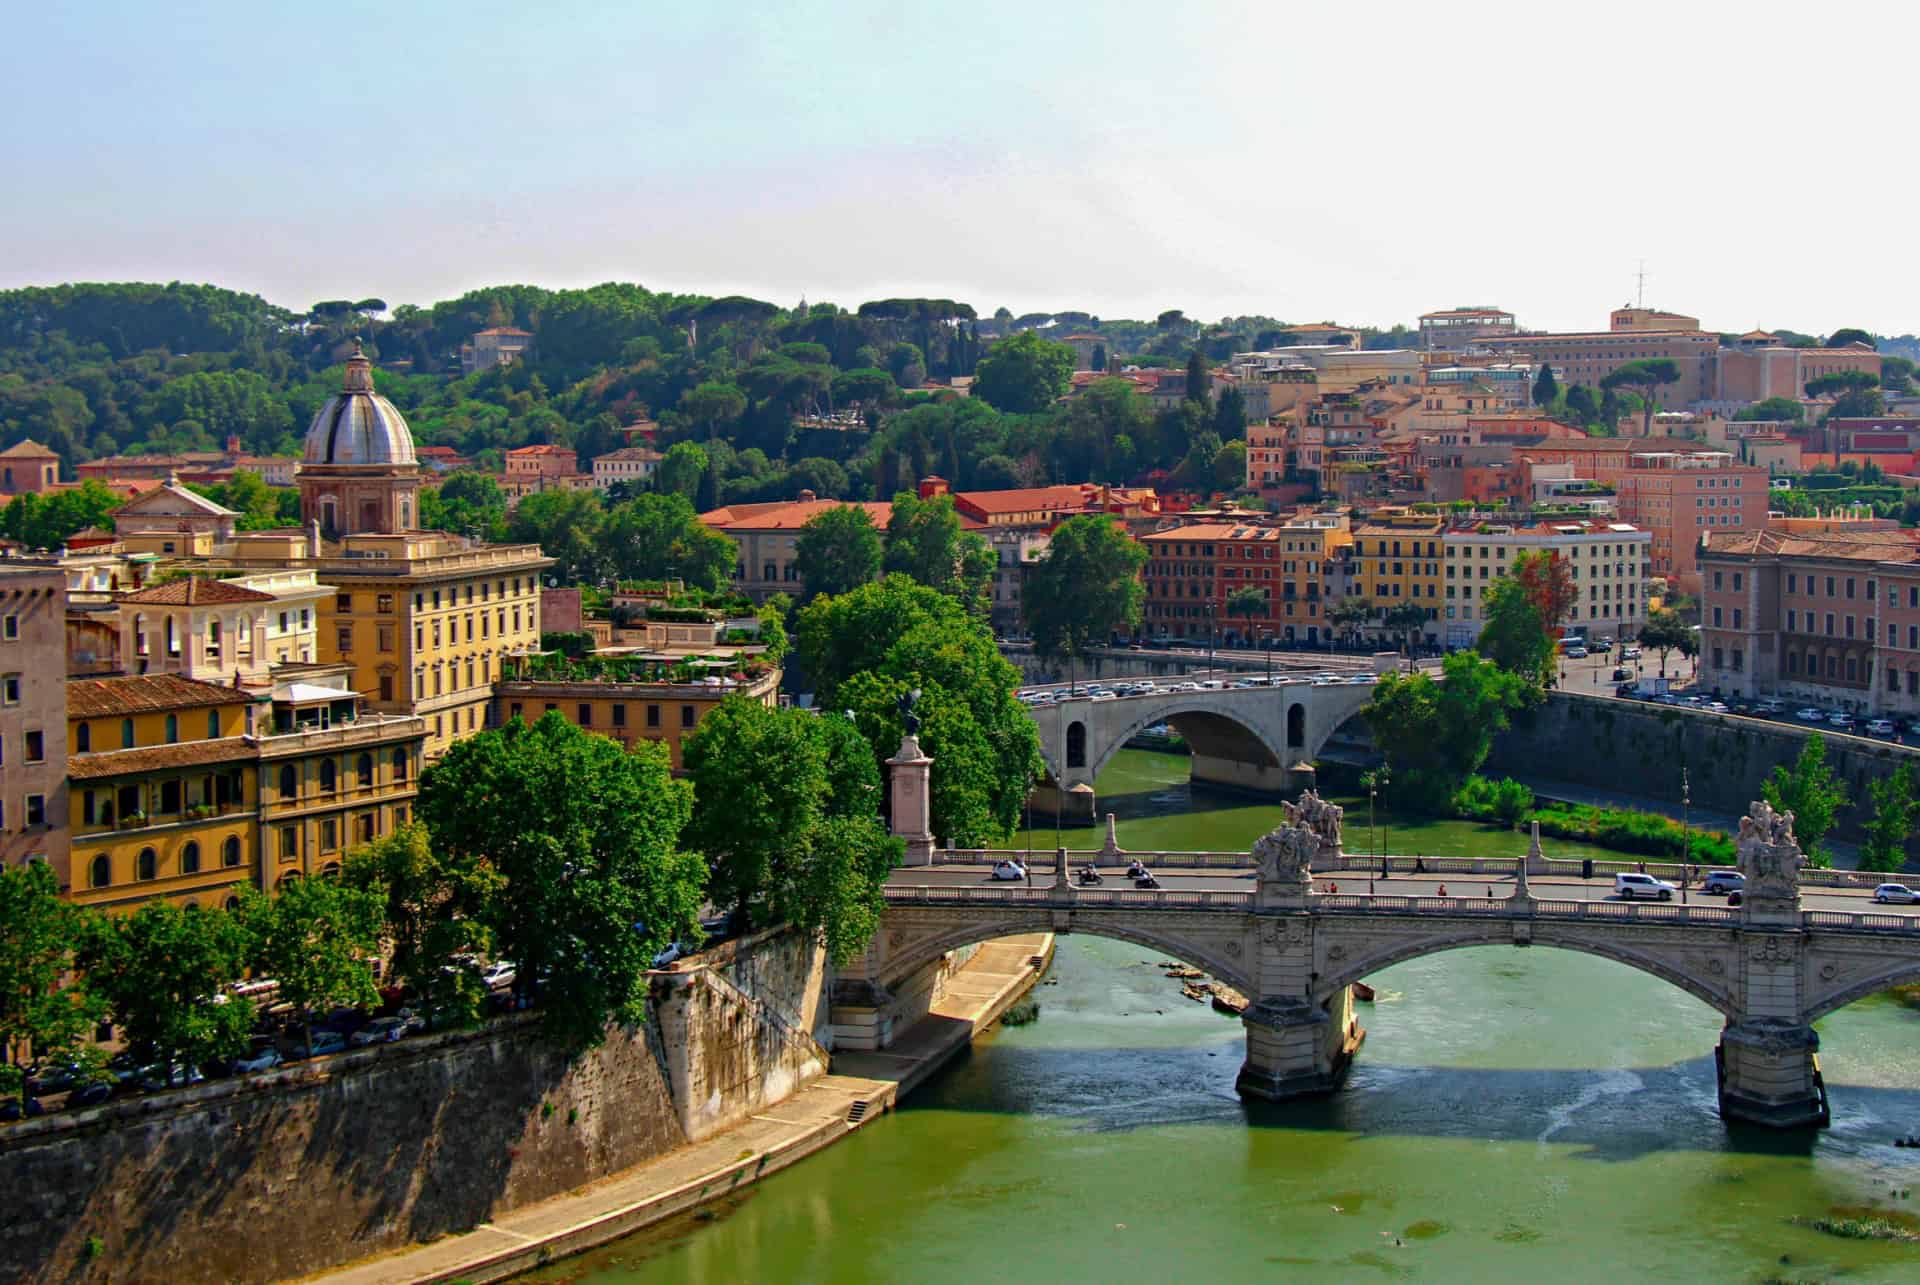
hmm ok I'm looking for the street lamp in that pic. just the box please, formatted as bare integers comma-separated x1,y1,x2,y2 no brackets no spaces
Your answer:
1259,627,1273,684
1205,603,1217,679
1680,765,1691,905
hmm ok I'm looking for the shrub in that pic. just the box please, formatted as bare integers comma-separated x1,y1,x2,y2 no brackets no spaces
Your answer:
1529,802,1733,864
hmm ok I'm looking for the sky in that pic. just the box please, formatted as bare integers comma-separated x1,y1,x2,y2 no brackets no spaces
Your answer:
4,0,1916,337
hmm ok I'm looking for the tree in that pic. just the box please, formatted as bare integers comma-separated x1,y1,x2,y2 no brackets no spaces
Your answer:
0,480,126,549
1476,577,1555,691
1806,370,1883,419
886,342,927,390
1638,608,1695,678
78,900,256,1074
0,864,101,1106
605,491,736,590
1362,651,1531,811
678,381,747,440
797,576,1041,844
1090,342,1107,373
882,490,992,614
1738,396,1804,424
1226,584,1267,644
1382,599,1430,658
237,875,384,1058
1213,384,1246,438
682,699,902,960
1532,362,1560,407
1185,350,1210,404
418,713,706,1047
1861,763,1916,874
1564,384,1600,426
1329,596,1374,646
1511,550,1578,633
972,331,1074,413
1212,439,1248,490
654,441,709,501
1762,734,1848,868
1023,515,1148,667
507,487,607,584
341,823,501,1029
795,503,882,599
1826,328,1875,349
1600,358,1682,435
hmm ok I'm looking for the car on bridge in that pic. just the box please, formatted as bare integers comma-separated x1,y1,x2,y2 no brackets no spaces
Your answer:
1701,870,1745,895
1873,883,1919,904
1614,872,1677,901
991,860,1027,882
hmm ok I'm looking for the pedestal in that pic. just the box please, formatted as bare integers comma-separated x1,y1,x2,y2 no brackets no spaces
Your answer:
1235,991,1363,1101
1524,821,1548,875
888,734,935,866
1717,1019,1827,1128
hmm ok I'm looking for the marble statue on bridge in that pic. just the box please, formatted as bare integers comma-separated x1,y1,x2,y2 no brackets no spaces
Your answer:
1737,799,1801,909
1253,821,1318,893
1284,788,1344,860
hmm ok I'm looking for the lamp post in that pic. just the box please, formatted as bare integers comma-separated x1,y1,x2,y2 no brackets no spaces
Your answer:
1260,627,1273,684
1205,602,1217,680
1680,765,1691,905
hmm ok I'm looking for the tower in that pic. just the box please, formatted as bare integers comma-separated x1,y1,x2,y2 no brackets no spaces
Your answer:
298,341,421,538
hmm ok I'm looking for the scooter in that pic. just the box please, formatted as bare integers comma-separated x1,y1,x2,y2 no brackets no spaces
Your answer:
1134,872,1161,890
1076,865,1103,886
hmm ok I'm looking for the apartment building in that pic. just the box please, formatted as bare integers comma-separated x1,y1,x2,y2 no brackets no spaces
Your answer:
1614,451,1769,591
1350,513,1448,645
1440,519,1650,648
1715,344,1882,404
0,563,69,885
459,326,533,375
1417,307,1517,352
1476,328,1720,405
590,444,663,491
700,496,895,601
493,657,780,770
1696,527,1920,713
1140,514,1353,645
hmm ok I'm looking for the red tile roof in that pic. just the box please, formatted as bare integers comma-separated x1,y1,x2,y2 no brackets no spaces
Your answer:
67,674,255,718
119,577,275,606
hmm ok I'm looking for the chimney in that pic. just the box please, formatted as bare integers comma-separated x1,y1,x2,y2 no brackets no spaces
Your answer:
225,435,242,457
918,475,950,499
310,518,321,559
797,489,817,503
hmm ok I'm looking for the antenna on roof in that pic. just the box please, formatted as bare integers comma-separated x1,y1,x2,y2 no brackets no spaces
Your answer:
1635,260,1648,309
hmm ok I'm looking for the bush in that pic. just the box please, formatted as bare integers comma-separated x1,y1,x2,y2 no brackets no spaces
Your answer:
1528,802,1733,864
1451,777,1534,827
538,631,594,658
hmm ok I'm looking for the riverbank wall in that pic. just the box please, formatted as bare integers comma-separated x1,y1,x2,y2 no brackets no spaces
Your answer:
0,927,829,1285
1484,694,1917,844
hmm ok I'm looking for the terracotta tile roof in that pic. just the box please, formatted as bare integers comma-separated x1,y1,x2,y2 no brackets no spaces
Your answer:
506,444,573,456
0,439,58,458
700,500,893,531
119,577,276,606
69,738,256,780
1703,528,1920,562
473,327,533,337
67,674,254,718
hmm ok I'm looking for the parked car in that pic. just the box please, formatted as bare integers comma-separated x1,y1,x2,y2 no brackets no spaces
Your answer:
136,1063,206,1093
1795,708,1825,722
1754,700,1784,716
1594,636,1615,649
1829,712,1857,731
230,1044,284,1074
0,1096,46,1122
990,860,1027,882
68,1081,114,1108
480,960,517,991
1872,883,1919,905
350,1012,426,1047
1867,718,1898,737
1704,701,1729,714
1564,645,1589,659
1612,667,1633,681
1622,645,1642,659
651,942,689,968
1702,870,1745,895
296,1029,351,1058
1615,872,1677,902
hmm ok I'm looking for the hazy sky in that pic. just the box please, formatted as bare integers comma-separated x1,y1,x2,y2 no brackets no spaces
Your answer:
5,1,1915,336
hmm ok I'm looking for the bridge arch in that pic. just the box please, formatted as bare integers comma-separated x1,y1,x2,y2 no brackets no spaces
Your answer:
1804,959,1920,1025
1312,923,1740,1019
879,913,1256,999
1080,699,1287,785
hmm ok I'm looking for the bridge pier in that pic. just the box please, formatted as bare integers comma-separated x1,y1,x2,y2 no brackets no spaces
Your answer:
1188,753,1293,797
1236,988,1363,1102
1027,780,1097,825
1716,1020,1828,1129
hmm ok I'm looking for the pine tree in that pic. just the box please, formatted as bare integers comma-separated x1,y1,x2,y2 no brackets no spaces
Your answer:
1185,350,1209,404
1532,362,1560,407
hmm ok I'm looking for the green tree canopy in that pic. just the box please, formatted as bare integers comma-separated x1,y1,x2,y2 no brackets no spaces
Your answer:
605,491,735,590
0,864,102,1104
1738,396,1805,423
1762,734,1847,868
78,900,256,1073
0,480,127,549
1861,762,1915,874
1362,651,1531,811
341,823,502,1030
1023,514,1148,665
882,490,993,615
1532,363,1560,407
419,713,706,1047
508,487,607,584
1638,608,1696,678
795,502,883,599
1600,358,1682,434
972,331,1074,413
237,874,385,1057
1475,577,1555,691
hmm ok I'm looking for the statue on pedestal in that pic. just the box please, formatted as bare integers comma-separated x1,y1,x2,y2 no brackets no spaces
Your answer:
1736,799,1802,905
896,687,922,737
1284,787,1344,857
1254,822,1318,891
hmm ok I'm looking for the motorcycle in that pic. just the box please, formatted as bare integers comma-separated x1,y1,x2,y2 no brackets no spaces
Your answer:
1076,866,1103,886
1134,873,1161,890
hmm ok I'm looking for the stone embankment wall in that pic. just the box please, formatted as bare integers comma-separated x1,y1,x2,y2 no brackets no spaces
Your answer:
0,928,828,1285
1484,694,1916,842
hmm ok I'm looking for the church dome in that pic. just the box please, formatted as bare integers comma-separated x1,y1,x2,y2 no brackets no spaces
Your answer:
303,341,417,467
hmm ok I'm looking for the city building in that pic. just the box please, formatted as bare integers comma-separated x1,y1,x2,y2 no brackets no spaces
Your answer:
66,670,425,911
1349,513,1447,645
1440,519,1650,648
1613,450,1769,591
504,443,581,495
1696,527,1920,712
1714,344,1881,405
492,653,780,770
1476,327,1720,406
459,326,533,375
700,495,895,601
0,440,61,496
1610,306,1702,333
1,563,70,886
1417,307,1517,352
113,571,329,684
1139,512,1353,646
591,444,663,491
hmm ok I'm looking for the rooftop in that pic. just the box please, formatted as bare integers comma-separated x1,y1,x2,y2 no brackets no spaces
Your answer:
119,576,276,606
68,674,255,718
1702,528,1920,563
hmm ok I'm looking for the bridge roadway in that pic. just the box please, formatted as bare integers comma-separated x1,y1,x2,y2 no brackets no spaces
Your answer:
845,854,1920,1130
887,863,1920,921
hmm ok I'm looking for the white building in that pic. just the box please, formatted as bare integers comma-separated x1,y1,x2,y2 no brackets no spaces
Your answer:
591,445,664,491
1441,518,1651,648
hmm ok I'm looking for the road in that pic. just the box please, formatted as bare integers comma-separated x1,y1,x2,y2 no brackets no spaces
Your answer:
888,862,1920,919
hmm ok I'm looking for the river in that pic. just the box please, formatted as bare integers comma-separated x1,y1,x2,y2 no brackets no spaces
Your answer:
532,752,1920,1283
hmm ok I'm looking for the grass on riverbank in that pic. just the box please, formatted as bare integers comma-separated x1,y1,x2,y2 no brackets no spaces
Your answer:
1793,1207,1920,1242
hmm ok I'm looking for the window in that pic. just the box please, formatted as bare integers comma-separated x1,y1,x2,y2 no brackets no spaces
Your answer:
320,818,337,851
26,795,44,827
279,764,297,798
578,703,593,726
319,759,337,792
137,848,157,881
160,780,181,813
76,723,91,752
278,826,299,860
336,592,353,614
647,704,661,728
379,674,394,702
181,841,200,874
357,752,373,787
0,674,17,704
358,813,375,843
681,705,695,729
121,718,135,748
612,703,627,728
1,615,14,640
222,836,242,868
24,730,42,763
164,714,178,744
337,626,352,653
377,593,394,613
392,747,408,781
90,854,111,888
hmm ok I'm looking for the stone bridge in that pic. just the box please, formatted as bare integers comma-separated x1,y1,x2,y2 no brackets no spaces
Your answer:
1026,679,1376,801
843,801,1920,1130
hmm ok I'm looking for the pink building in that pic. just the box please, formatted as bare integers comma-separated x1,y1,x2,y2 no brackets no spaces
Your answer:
1614,451,1770,592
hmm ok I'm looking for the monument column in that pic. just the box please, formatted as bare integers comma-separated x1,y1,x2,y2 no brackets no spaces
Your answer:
888,732,935,866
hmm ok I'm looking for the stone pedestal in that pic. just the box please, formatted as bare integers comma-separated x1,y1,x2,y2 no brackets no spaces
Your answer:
1236,991,1363,1101
829,978,896,1052
1717,1019,1827,1128
888,734,935,866
1524,821,1549,876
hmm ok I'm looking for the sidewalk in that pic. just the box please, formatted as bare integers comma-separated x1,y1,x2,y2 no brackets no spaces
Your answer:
313,933,1053,1285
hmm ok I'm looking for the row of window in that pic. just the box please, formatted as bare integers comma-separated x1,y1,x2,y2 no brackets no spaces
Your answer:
75,711,223,752
508,702,698,730
86,836,243,888
1782,610,1874,640
403,578,536,614
409,607,527,652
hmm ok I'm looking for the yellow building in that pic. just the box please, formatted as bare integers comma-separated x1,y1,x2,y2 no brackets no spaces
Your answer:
1351,511,1447,645
67,670,425,912
493,657,781,770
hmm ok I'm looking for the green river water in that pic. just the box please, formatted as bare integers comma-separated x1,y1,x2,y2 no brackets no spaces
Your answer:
532,752,1920,1284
